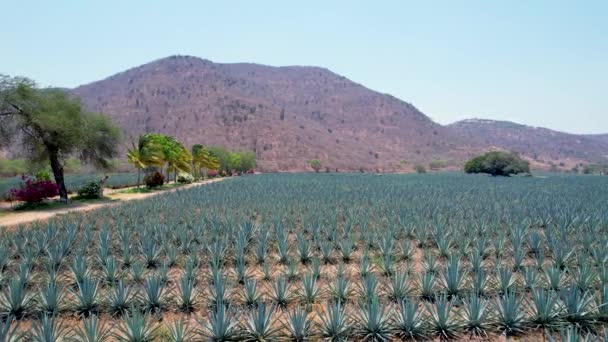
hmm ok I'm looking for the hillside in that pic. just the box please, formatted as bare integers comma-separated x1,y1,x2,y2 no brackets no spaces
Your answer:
68,55,605,171
71,55,480,171
448,119,608,167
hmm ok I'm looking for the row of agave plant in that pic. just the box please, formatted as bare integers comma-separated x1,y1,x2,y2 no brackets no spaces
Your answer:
1,295,607,341
0,173,607,340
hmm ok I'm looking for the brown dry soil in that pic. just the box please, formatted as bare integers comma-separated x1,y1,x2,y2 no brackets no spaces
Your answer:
0,178,226,229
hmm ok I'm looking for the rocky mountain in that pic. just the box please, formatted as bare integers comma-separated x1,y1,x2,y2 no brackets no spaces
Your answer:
447,119,608,168
71,55,477,171
69,55,606,171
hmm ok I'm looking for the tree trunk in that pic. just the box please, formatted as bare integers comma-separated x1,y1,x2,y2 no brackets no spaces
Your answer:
137,169,141,188
48,146,68,202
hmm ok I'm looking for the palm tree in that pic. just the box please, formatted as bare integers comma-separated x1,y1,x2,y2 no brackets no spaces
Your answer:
148,134,191,182
127,134,165,187
192,144,220,178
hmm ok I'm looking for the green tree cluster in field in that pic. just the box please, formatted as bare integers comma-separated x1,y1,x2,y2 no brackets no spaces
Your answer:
464,151,530,176
0,75,121,201
207,146,257,175
128,134,256,186
582,164,608,175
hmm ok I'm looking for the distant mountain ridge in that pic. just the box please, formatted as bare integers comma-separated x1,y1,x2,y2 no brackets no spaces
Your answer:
447,119,608,167
65,55,606,171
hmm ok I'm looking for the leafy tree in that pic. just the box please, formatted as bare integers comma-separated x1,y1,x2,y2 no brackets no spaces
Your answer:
237,151,257,173
229,153,242,174
64,157,82,174
309,159,321,173
0,158,28,176
0,75,120,201
208,146,233,175
127,134,165,187
464,151,530,176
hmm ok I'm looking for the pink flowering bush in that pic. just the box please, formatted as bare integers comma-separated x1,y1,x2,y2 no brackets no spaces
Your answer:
10,175,59,203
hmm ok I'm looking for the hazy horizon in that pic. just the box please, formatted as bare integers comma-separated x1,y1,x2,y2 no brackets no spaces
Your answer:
2,1,606,134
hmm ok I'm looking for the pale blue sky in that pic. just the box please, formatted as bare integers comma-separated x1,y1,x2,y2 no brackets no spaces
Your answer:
2,1,607,133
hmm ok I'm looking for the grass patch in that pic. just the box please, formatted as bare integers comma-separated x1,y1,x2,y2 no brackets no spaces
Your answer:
120,183,184,194
11,196,116,212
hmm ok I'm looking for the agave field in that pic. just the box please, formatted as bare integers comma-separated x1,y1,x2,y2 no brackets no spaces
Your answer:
0,173,140,200
0,173,607,340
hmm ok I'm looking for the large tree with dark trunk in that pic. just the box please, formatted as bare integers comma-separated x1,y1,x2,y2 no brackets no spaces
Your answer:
0,75,120,202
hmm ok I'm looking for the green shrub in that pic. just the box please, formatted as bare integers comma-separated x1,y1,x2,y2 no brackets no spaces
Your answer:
144,172,164,188
309,160,321,173
464,151,530,176
77,181,102,199
414,165,426,174
177,172,194,184
35,169,52,181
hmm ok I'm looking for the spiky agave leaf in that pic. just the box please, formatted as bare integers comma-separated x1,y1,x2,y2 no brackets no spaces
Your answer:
425,294,464,340
286,259,300,282
0,278,33,319
393,299,427,340
297,235,312,264
494,291,527,336
209,274,232,308
317,302,351,341
114,308,158,342
38,281,64,316
70,315,113,342
358,274,379,304
495,265,516,295
440,255,467,299
72,277,100,317
108,280,134,317
284,306,314,341
545,265,567,292
300,273,320,306
329,276,351,305
269,276,292,309
358,255,372,279
177,276,198,313
241,303,280,341
463,294,491,337
595,283,608,321
166,317,194,342
29,314,69,342
353,297,392,341
0,316,22,342
529,287,564,330
196,304,240,341
547,326,593,342
142,275,166,312
418,271,436,302
385,271,409,302
241,279,261,308
560,287,597,332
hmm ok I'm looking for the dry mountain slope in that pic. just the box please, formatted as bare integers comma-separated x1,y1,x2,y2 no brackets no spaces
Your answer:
71,55,606,171
72,55,474,171
448,119,608,167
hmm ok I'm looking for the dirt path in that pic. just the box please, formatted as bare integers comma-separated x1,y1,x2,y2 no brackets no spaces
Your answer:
0,178,227,229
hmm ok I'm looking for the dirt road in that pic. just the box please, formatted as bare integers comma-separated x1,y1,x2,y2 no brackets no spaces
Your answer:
0,178,226,229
